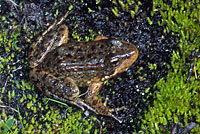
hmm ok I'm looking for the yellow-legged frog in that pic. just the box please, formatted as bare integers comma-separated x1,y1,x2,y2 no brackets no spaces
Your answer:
28,12,138,123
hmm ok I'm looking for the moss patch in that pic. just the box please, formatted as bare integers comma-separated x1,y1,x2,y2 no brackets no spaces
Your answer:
141,0,200,133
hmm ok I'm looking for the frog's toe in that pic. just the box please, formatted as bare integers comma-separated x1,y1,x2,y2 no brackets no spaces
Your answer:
109,106,127,113
103,97,109,106
110,114,123,123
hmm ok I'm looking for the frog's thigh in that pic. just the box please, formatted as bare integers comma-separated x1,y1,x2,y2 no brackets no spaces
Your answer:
30,69,85,108
30,69,80,99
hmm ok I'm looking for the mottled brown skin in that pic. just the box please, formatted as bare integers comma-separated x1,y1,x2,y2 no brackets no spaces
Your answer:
28,14,138,122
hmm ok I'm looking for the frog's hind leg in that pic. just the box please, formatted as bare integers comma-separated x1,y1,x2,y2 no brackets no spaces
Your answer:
29,68,98,113
29,12,70,68
85,82,125,123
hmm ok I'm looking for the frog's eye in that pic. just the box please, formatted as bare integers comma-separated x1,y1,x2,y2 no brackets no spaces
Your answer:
110,57,120,65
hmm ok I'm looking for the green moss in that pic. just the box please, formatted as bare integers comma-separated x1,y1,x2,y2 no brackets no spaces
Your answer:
68,5,73,11
111,0,142,19
112,7,119,17
141,0,200,133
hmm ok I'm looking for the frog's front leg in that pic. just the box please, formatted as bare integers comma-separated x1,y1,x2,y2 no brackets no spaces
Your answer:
29,12,70,68
29,24,69,68
29,68,96,112
85,82,124,123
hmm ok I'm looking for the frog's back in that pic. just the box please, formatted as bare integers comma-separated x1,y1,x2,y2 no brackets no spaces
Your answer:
38,38,138,87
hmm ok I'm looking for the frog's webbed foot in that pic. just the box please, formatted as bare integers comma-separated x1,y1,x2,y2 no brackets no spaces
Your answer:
103,96,126,112
109,106,127,112
102,97,126,123
85,82,125,123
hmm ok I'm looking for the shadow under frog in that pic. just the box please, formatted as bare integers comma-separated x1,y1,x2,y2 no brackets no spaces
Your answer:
28,12,138,123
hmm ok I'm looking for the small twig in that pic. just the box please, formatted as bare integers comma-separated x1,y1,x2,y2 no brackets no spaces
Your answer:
194,65,197,79
6,59,21,65
171,125,177,134
5,0,19,7
3,76,9,90
197,7,199,24
12,66,22,72
2,65,22,90
0,105,18,113
182,122,197,134
99,126,102,134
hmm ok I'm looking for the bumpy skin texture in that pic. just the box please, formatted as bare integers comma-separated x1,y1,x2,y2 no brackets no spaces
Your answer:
29,22,138,122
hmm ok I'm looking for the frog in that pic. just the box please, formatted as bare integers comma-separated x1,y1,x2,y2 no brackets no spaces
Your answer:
28,12,138,123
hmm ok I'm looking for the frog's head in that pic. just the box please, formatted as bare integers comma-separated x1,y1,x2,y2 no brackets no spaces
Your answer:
108,39,138,76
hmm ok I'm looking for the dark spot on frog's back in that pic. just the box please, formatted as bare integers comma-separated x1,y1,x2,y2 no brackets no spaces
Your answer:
47,34,54,40
68,46,74,51
63,87,69,93
98,51,103,55
92,98,98,105
46,60,51,67
100,44,104,49
41,85,45,90
42,47,47,52
91,45,96,51
66,53,72,58
79,56,85,60
87,53,92,58
77,49,82,54
53,79,59,86
53,51,59,57
47,86,55,94
36,69,40,73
